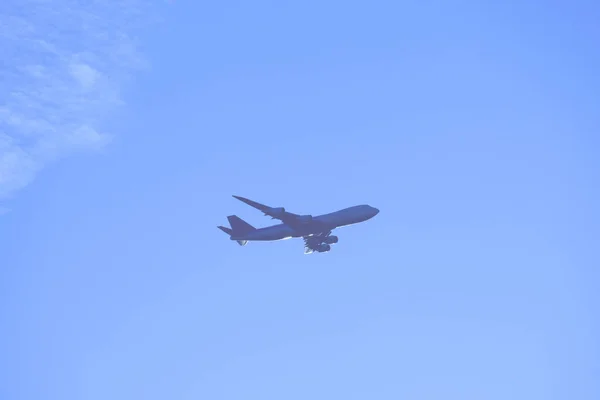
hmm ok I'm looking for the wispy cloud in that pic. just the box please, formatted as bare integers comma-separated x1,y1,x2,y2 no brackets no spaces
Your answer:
0,0,153,204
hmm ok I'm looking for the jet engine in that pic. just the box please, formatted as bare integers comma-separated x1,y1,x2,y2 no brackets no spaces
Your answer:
267,207,285,216
296,215,313,223
323,235,338,244
315,243,331,252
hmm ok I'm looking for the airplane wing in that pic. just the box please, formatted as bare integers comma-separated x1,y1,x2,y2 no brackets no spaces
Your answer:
232,195,312,226
232,195,298,217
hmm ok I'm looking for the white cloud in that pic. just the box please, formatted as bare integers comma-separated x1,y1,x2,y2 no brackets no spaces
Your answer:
70,63,101,90
0,0,155,208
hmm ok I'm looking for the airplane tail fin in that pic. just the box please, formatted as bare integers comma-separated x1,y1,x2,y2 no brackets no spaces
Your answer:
217,215,256,246
227,215,256,234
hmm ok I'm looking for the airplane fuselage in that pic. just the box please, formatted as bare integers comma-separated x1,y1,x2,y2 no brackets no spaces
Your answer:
230,205,379,242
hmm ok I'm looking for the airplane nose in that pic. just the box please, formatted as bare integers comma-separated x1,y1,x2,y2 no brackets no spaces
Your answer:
372,207,379,215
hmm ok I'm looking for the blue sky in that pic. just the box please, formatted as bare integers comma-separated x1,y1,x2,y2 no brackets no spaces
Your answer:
1,0,599,399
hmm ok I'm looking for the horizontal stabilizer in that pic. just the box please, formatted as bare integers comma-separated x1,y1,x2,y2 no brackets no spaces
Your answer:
217,225,233,235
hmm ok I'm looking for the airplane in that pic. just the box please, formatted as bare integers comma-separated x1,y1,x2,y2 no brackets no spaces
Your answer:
217,195,379,254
